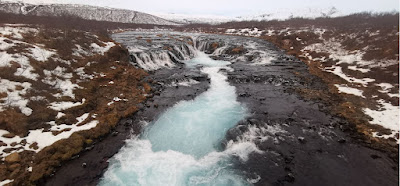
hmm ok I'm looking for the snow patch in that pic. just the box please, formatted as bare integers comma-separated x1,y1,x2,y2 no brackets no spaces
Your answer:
75,67,94,80
324,66,375,86
72,44,89,56
376,83,393,92
0,114,98,156
48,99,85,111
0,79,32,115
0,26,37,40
28,46,55,61
335,84,365,98
225,28,264,37
42,66,82,98
347,65,370,73
364,99,399,132
376,83,399,98
56,112,65,119
0,179,13,186
372,132,399,144
91,42,115,54
0,51,39,80
153,12,233,24
0,37,16,50
304,40,398,68
107,97,128,106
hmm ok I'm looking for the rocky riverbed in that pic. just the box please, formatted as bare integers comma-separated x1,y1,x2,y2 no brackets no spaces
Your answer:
45,31,398,186
225,49,398,186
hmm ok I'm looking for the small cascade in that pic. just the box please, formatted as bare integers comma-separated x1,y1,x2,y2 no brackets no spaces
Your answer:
212,46,229,56
195,38,225,54
172,44,196,61
113,31,282,71
130,43,197,71
196,40,207,51
127,36,226,71
131,51,177,71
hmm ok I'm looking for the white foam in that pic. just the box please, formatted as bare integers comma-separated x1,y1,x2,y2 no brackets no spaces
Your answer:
132,51,176,71
100,137,254,186
100,52,258,185
169,79,200,87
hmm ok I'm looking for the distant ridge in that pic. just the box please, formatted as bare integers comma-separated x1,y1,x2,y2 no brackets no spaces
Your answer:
154,7,342,24
0,1,180,25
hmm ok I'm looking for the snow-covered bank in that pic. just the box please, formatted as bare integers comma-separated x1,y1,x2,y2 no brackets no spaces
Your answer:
220,24,399,142
0,24,148,185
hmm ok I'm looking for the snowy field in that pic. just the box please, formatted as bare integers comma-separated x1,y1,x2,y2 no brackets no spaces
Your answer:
0,25,116,159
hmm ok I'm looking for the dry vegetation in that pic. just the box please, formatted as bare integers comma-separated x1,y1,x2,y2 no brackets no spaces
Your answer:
179,12,400,160
0,10,398,185
0,11,167,31
0,13,151,185
254,15,399,157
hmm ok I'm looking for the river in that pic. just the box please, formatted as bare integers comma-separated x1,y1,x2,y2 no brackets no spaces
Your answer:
99,52,258,186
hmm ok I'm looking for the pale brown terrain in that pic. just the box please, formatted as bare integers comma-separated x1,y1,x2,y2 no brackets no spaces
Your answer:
0,14,152,185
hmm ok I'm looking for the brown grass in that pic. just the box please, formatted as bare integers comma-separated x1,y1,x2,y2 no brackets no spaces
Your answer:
0,24,149,185
179,12,399,162
0,11,171,32
263,33,399,162
0,108,28,136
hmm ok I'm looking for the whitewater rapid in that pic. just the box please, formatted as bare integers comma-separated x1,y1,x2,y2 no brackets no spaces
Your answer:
99,52,260,186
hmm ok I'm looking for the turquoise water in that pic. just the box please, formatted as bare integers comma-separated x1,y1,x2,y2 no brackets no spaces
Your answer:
99,52,251,186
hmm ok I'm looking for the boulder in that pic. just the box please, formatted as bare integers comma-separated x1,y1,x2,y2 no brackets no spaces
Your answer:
297,137,306,144
5,152,20,163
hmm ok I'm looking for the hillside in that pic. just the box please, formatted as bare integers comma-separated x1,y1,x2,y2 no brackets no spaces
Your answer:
153,7,341,24
0,1,179,25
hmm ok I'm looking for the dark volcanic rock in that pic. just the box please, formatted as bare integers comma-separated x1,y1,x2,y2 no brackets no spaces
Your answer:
44,63,210,186
45,32,398,186
226,38,398,186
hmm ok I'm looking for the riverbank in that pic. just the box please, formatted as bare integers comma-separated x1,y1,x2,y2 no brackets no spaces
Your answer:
44,63,210,185
0,24,153,185
44,31,398,185
226,50,398,185
178,14,399,162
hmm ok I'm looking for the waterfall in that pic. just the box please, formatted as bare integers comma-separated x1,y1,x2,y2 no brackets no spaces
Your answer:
120,31,280,72
130,43,199,71
126,34,228,71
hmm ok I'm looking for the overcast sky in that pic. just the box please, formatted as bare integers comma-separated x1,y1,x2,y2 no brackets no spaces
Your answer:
4,0,399,16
